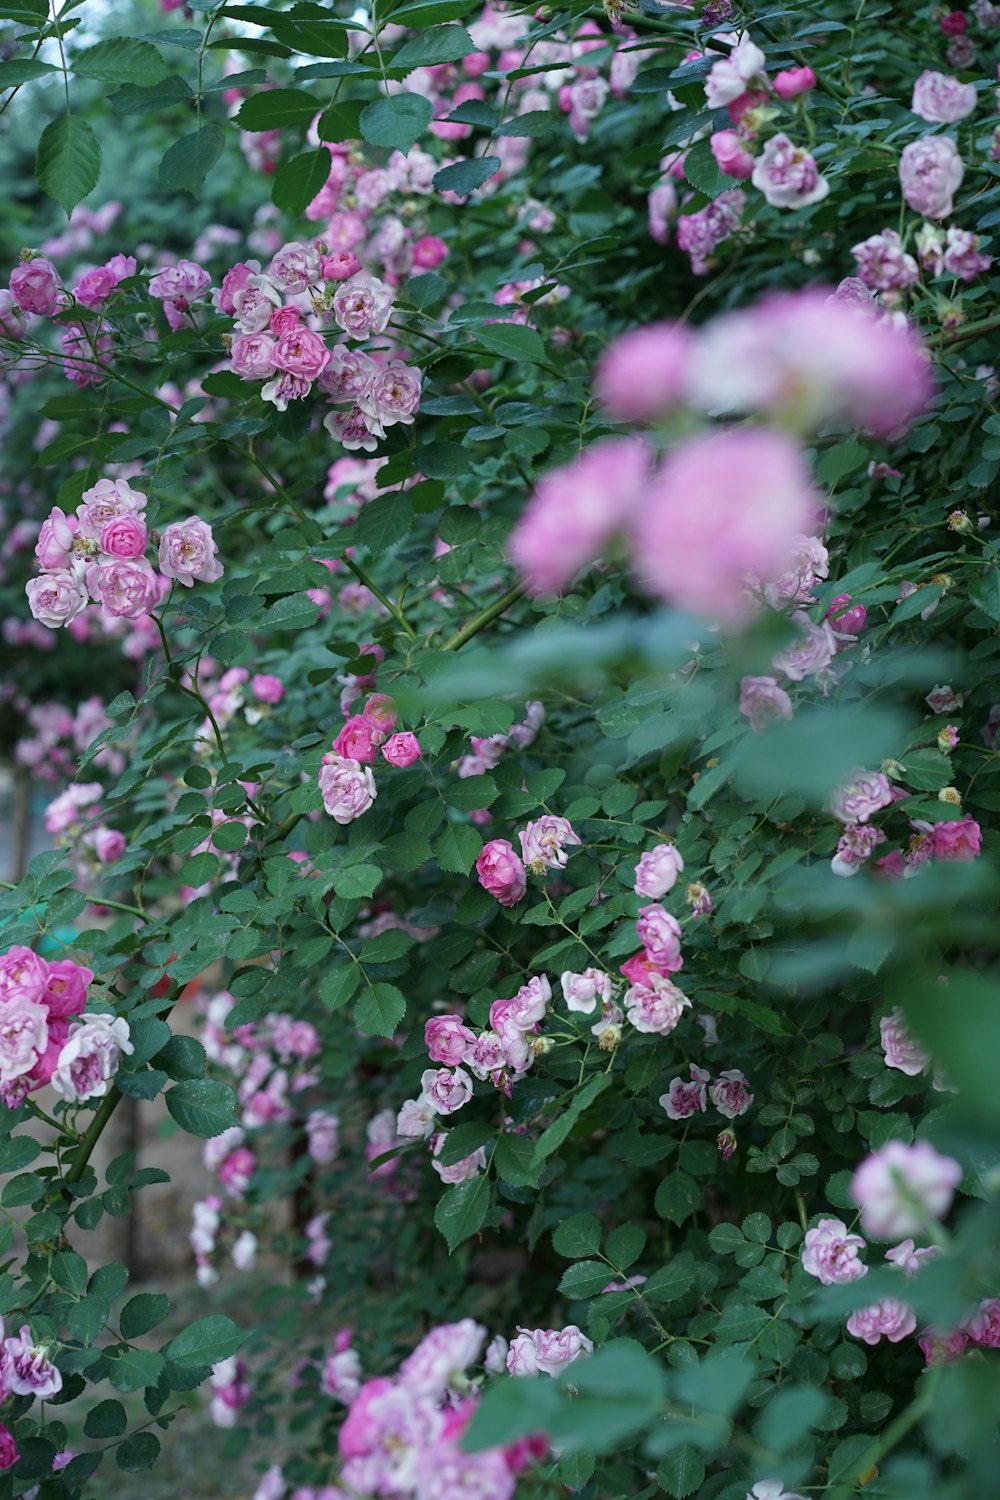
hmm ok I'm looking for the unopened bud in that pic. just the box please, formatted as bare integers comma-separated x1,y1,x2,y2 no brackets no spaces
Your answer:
717,1128,737,1162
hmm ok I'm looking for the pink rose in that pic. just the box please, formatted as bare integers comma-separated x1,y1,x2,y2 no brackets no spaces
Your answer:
635,905,683,972
929,816,981,861
357,361,422,429
659,1064,710,1120
846,1297,917,1346
42,958,91,1017
268,240,322,293
333,715,380,764
321,250,362,280
413,236,449,269
710,129,755,180
230,333,278,380
476,839,527,906
381,732,422,767
332,272,394,338
880,1007,931,1076
92,827,126,864
634,843,685,898
739,675,794,732
594,322,694,421
560,968,612,1015
100,514,148,560
87,558,160,619
420,1066,473,1115
76,477,147,542
35,506,77,571
362,694,397,735
269,304,302,337
624,973,690,1034
830,771,893,824
801,1218,868,1284
911,69,977,123
251,674,284,704
318,753,377,824
0,290,26,338
519,816,581,872
773,66,816,99
425,1015,476,1066
704,38,767,108
158,517,223,587
0,1422,17,1470
215,260,260,316
274,327,331,381
899,136,964,219
851,1141,963,1239
0,994,49,1084
710,1069,754,1118
752,133,829,209
26,568,90,629
10,256,65,316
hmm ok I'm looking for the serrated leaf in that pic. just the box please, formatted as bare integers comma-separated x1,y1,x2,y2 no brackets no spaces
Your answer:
355,982,406,1036
237,88,322,130
73,38,170,85
434,823,483,874
495,110,556,137
475,322,545,364
106,1347,165,1393
117,1433,161,1473
36,114,102,215
434,1174,491,1251
433,155,501,194
360,93,433,153
354,491,414,551
158,123,225,193
680,137,729,198
271,147,332,215
657,1445,705,1498
109,74,193,114
559,1260,610,1299
165,1079,238,1138
552,1212,602,1259
392,25,475,68
320,965,359,1010
84,1400,127,1439
165,1313,246,1370
121,1293,171,1340
332,862,382,899
494,1132,540,1187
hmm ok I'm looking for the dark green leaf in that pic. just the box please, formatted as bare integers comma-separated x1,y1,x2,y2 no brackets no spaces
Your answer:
36,115,102,215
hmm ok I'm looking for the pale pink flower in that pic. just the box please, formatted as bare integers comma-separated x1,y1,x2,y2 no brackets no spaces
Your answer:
262,372,312,411
634,843,685,898
594,323,694,421
929,816,982,861
420,1066,473,1116
751,134,829,209
35,506,77,570
846,1297,917,1345
900,136,964,218
771,613,837,680
399,1318,485,1398
711,1069,754,1118
801,1218,868,1284
967,1299,1000,1348
942,227,991,280
76,477,147,542
319,346,378,401
332,273,393,338
624,974,690,1035
99,514,148,560
425,1014,476,1067
0,290,26,338
323,1334,363,1403
26,568,89,629
636,904,683,972
306,1109,340,1165
0,995,48,1083
381,732,422,768
911,70,977,123
9,256,65,316
851,230,920,291
704,38,767,108
851,1141,963,1239
318,754,377,824
507,1325,593,1377
358,361,422,428
509,436,649,596
659,1064,710,1120
51,1014,133,1103
633,429,818,626
230,332,278,379
518,816,581,872
397,1097,436,1139
87,557,160,619
158,518,223,587
431,1132,487,1184
880,1007,931,1076
475,840,526,906
831,822,886,878
149,259,211,304
268,241,322,293
830,771,893,824
748,1483,807,1500
885,1239,939,1275
559,969,612,1015
772,66,815,99
4,1325,62,1397
274,326,331,381
739,676,793,732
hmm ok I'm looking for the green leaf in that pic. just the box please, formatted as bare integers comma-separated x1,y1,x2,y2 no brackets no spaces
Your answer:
355,982,406,1037
120,1293,171,1340
0,1136,41,1174
360,93,433,153
679,137,729,198
0,0,47,23
388,0,478,24
237,89,322,130
432,156,501,194
654,1170,701,1227
359,928,414,962
446,776,498,811
643,1260,696,1306
67,1293,109,1344
756,1384,829,1452
320,965,359,1011
158,123,225,193
332,863,382,899
657,1445,705,1498
109,74,193,114
605,1223,646,1269
970,569,1000,621
434,823,483,874
552,1212,602,1259
532,1073,612,1165
165,1079,238,1138
495,110,557,138
475,323,545,364
36,114,102,215
271,147,332,215
73,38,170,85
106,1347,165,1393
165,1314,246,1370
392,25,475,68
0,59,57,86
51,1249,88,1295
741,1211,772,1244
84,1400,127,1439
317,100,364,142
559,1260,611,1299
494,1132,541,1187
117,1433,161,1473
354,491,414,551
434,1173,491,1251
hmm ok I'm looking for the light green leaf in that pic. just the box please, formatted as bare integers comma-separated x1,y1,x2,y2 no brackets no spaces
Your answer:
360,93,433,153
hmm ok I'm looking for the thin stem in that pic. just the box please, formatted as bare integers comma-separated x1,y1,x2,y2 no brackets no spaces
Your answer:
65,1088,121,1184
342,556,417,639
441,583,527,652
825,1366,941,1500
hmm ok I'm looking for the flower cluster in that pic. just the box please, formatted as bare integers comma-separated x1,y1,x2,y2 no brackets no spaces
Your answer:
26,477,222,632
219,240,421,447
318,693,422,824
0,948,132,1109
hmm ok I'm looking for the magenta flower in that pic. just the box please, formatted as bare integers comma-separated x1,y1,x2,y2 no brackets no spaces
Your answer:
475,839,526,906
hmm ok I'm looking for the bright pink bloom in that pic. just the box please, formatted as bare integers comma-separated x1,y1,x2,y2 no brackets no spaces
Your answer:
635,904,683,972
362,694,397,735
251,674,284,704
425,1016,476,1066
476,840,526,906
710,130,754,180
0,1424,16,1470
930,816,981,861
381,732,422,767
594,323,694,421
509,436,649,596
632,428,818,626
35,507,77,571
274,326,331,381
333,715,381,765
773,65,816,99
99,514,148,560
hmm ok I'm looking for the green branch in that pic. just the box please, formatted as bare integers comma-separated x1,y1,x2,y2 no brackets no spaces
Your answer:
441,584,527,652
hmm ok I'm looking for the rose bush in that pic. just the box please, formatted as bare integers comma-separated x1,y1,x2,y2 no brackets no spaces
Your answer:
1,1,1000,1498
